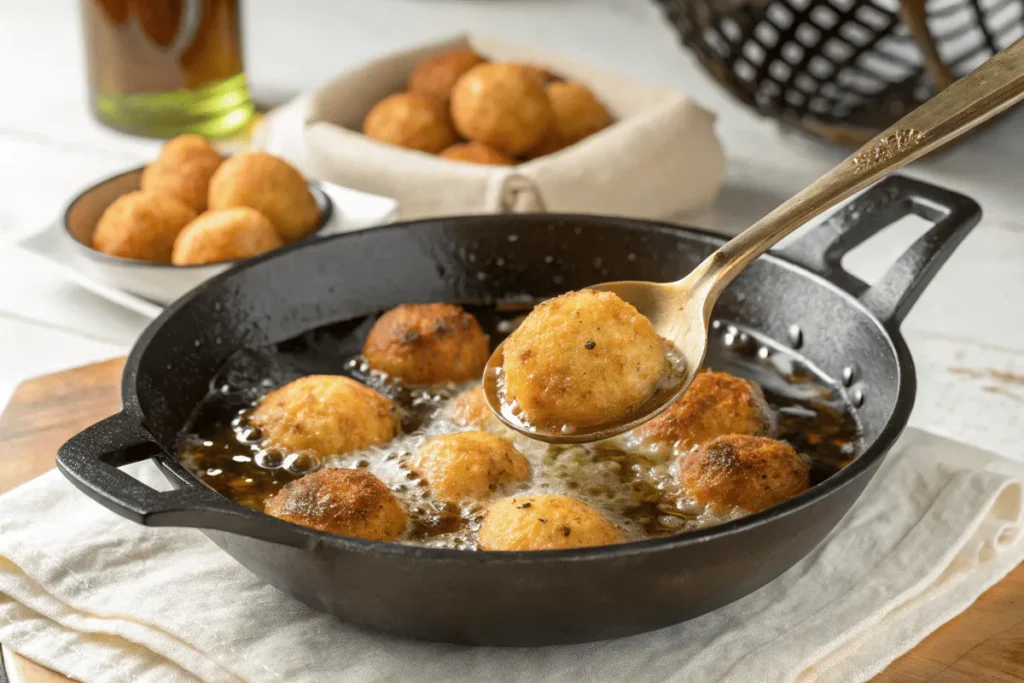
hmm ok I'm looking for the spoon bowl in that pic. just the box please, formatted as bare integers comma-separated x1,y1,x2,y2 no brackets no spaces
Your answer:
486,36,1024,444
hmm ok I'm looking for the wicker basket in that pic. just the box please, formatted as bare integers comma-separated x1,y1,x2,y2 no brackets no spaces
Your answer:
655,0,1024,145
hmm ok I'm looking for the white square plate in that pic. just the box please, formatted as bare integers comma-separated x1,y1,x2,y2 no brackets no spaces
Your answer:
14,182,398,320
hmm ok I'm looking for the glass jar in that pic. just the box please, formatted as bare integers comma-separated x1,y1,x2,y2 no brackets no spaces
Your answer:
81,0,254,138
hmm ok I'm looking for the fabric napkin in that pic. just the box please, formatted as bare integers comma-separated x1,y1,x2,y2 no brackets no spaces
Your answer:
250,34,726,220
1,427,1022,683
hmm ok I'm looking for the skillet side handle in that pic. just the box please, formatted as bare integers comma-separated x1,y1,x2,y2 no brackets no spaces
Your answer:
779,175,981,326
57,412,245,529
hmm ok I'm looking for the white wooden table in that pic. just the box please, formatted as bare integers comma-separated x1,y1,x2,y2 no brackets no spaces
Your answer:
1,1,1022,449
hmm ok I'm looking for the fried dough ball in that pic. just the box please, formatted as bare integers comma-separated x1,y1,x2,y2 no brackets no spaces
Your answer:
446,386,494,428
362,92,458,154
171,207,283,265
439,142,515,166
250,375,398,457
478,494,622,550
410,431,529,504
526,81,612,159
408,48,486,105
631,371,774,454
140,134,223,211
362,303,490,385
208,152,320,243
520,64,560,87
92,190,197,262
501,290,666,429
450,63,553,156
679,435,810,514
265,468,407,540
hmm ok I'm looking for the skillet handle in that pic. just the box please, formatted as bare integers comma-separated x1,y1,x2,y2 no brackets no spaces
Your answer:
778,175,980,326
57,412,250,529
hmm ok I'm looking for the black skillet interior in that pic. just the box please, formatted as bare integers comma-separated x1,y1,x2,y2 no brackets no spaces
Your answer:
56,175,981,645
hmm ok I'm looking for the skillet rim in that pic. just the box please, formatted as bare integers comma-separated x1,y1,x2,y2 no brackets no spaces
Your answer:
123,214,914,564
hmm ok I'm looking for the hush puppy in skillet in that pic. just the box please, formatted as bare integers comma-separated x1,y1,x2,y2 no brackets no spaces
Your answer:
92,190,197,262
439,142,514,166
631,371,774,455
362,303,490,385
249,375,399,457
408,48,486,106
446,386,494,428
450,63,553,157
265,468,407,541
409,431,529,504
501,289,666,429
140,134,223,212
362,92,458,154
171,207,283,265
478,494,622,550
679,434,810,514
208,152,320,243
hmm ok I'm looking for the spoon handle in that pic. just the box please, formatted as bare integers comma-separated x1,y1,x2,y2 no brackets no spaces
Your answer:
696,36,1024,299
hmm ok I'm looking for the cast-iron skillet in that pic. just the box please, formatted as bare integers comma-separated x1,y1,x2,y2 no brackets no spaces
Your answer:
56,176,979,646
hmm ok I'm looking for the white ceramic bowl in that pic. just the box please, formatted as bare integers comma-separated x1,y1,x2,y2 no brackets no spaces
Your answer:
62,165,334,305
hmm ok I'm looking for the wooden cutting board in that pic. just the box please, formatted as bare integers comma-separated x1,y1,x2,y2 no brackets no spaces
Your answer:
1,359,1022,683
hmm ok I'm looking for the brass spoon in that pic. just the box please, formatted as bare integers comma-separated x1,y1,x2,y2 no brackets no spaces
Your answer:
485,37,1024,444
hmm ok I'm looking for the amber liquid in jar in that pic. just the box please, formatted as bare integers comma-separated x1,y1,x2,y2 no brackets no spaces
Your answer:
82,0,253,138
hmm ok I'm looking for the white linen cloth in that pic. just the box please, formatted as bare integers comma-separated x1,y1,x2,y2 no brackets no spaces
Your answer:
1,427,1022,683
250,35,726,220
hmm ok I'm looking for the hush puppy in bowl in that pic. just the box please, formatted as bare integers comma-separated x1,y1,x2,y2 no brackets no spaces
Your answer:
171,207,283,265
249,375,399,457
440,142,514,166
501,289,666,430
140,134,223,212
208,152,320,243
631,370,774,455
478,494,622,550
362,303,490,385
408,48,486,106
410,431,530,504
265,468,407,541
92,190,197,262
679,434,810,514
363,92,458,154
450,63,553,156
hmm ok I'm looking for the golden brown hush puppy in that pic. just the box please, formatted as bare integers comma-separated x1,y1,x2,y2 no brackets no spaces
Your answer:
439,142,515,166
450,63,553,156
478,494,622,550
249,375,399,457
520,64,560,87
362,92,458,154
265,468,408,540
409,431,530,504
207,152,320,243
92,190,197,262
446,386,493,428
525,81,612,159
501,289,666,429
408,48,486,105
171,207,283,265
140,134,223,212
631,371,774,454
362,303,490,385
679,435,810,514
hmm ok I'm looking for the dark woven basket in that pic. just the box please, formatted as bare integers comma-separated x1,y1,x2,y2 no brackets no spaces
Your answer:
655,0,1024,145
